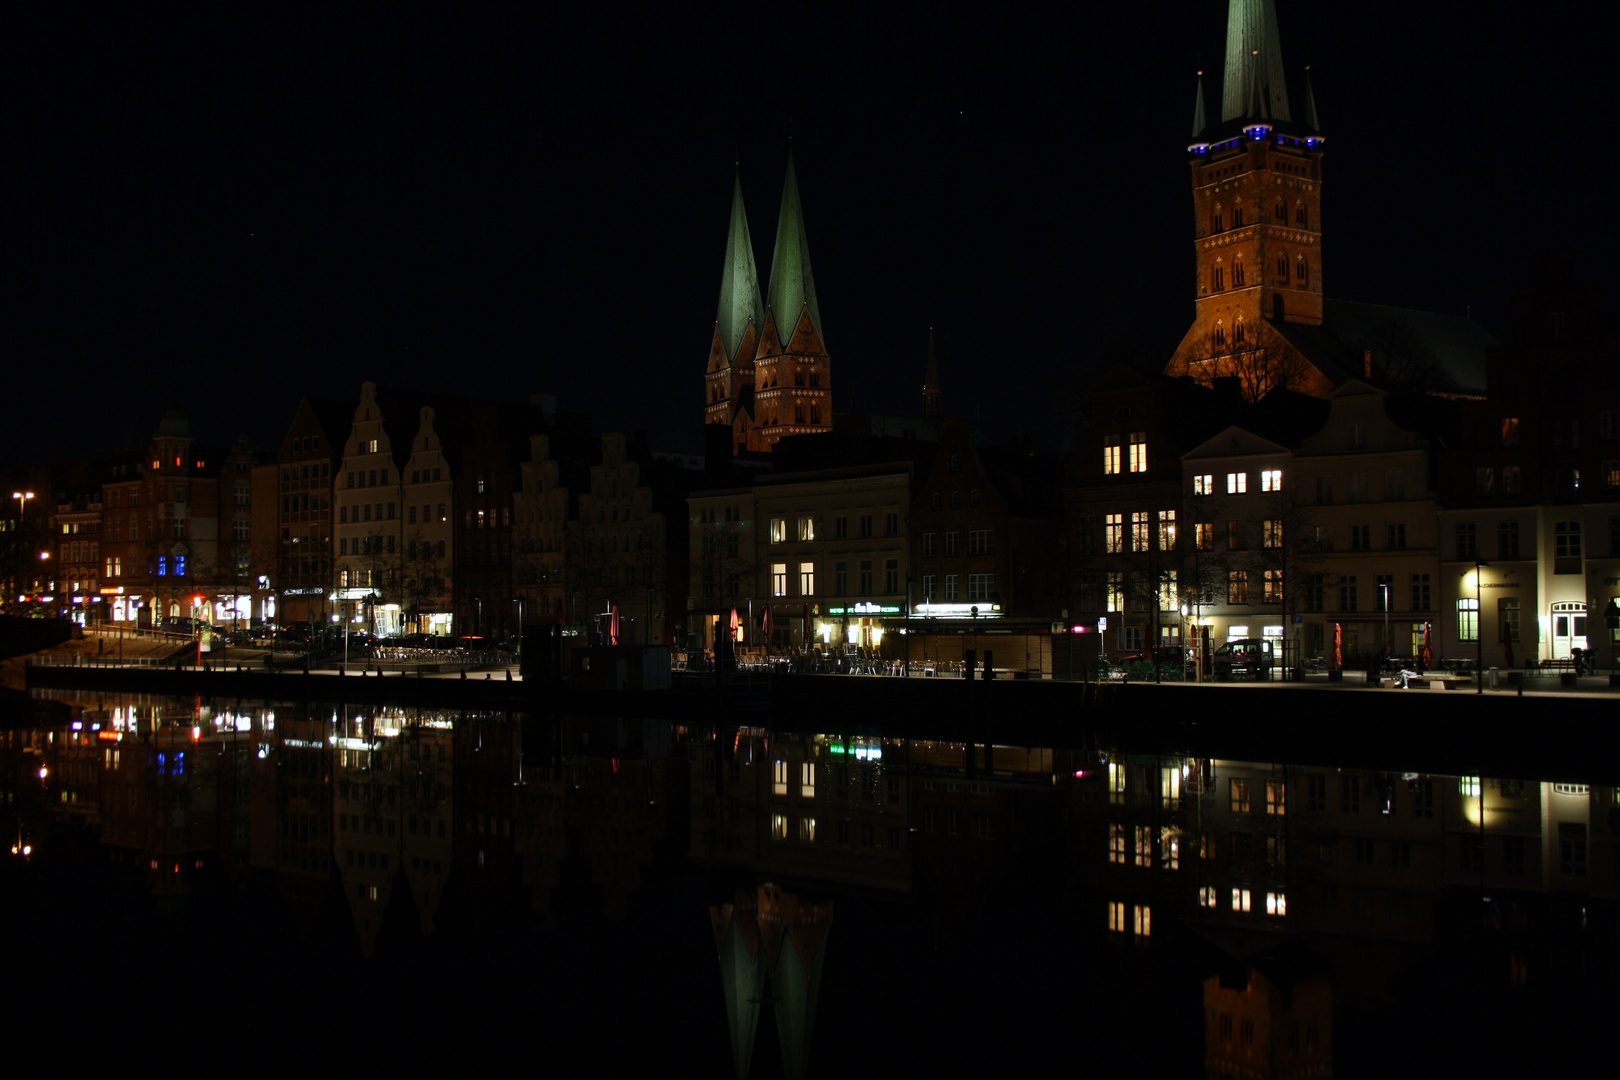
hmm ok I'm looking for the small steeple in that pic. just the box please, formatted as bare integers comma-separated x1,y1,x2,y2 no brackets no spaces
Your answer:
1221,0,1291,124
715,170,764,365
765,148,823,347
921,329,943,422
1302,65,1322,133
1191,71,1208,141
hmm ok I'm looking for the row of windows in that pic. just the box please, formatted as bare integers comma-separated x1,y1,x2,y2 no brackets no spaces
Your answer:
770,559,903,597
920,529,995,556
928,489,981,510
919,572,995,602
769,512,901,543
1103,434,1149,475
1300,573,1432,613
1457,520,1590,560
1210,200,1309,233
1192,470,1282,495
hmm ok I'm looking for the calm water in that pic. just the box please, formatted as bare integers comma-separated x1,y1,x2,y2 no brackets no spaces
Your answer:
3,691,1611,1073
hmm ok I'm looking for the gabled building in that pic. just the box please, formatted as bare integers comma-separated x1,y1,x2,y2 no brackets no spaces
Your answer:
271,396,348,628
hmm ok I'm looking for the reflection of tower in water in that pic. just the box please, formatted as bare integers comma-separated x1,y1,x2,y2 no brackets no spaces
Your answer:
712,884,832,1080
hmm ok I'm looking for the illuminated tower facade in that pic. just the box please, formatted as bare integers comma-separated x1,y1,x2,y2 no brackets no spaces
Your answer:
1167,0,1331,400
703,153,833,453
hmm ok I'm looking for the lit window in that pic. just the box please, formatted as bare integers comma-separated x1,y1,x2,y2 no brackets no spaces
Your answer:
1108,901,1127,935
800,762,816,797
1230,778,1250,812
797,516,815,541
1266,891,1287,917
1103,444,1122,475
799,562,815,596
1227,472,1247,494
1107,761,1125,804
770,518,786,543
1194,474,1214,496
771,814,787,841
1459,776,1480,797
1108,823,1127,864
1134,825,1152,867
798,817,816,842
1260,469,1282,491
1129,433,1148,473
1200,886,1218,908
1134,905,1151,940
1232,888,1252,912
1157,510,1176,550
1105,514,1123,554
773,761,788,795
1266,780,1286,815
1130,512,1149,552
1457,598,1478,642
1263,519,1283,548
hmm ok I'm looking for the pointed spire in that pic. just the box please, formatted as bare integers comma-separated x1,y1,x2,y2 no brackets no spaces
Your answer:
1221,0,1291,123
715,170,764,366
765,148,824,349
1302,65,1321,132
1191,71,1208,140
922,329,943,421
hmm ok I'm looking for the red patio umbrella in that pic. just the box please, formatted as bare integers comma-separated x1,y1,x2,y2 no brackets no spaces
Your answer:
1333,623,1343,670
1421,621,1433,670
728,606,740,642
609,603,620,646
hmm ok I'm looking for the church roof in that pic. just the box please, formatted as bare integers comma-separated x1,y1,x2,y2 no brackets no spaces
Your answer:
714,172,764,366
1270,300,1498,396
765,150,823,349
1221,0,1292,124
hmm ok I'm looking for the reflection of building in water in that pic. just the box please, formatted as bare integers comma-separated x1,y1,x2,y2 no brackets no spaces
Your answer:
1202,944,1332,1079
252,710,335,926
691,730,910,894
1082,753,1619,1006
712,883,832,1080
333,710,454,955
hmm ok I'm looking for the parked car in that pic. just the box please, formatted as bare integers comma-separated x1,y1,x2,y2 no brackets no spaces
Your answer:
1211,638,1274,679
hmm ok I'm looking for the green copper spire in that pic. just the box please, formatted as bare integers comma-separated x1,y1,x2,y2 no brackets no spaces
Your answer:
1221,0,1291,123
765,149,823,346
715,171,764,364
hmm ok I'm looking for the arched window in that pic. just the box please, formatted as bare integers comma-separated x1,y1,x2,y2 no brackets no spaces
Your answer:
1276,252,1288,279
1213,322,1226,349
1233,259,1246,287
1213,206,1224,232
1234,318,1246,345
1212,265,1225,291
1295,256,1309,284
1295,202,1308,226
1233,205,1245,226
1274,199,1286,221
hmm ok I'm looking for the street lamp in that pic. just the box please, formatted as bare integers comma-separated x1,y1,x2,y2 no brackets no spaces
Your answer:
1473,559,1489,695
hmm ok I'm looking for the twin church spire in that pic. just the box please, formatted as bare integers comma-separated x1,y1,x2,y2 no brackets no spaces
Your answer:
704,151,832,454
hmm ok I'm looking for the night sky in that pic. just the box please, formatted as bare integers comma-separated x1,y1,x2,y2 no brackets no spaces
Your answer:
9,2,1613,470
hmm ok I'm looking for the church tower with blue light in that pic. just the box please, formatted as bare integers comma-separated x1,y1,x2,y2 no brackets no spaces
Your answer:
1167,0,1333,399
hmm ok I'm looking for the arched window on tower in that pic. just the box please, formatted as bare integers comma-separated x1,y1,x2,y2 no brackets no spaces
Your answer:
1213,206,1224,233
1234,318,1246,345
1233,205,1245,226
1296,256,1309,285
1233,259,1246,287
1212,265,1225,291
1295,202,1308,226
1275,199,1286,221
1276,252,1289,279
795,367,805,387
1213,322,1226,350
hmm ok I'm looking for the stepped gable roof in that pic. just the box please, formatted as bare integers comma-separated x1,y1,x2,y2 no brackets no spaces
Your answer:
1269,300,1498,396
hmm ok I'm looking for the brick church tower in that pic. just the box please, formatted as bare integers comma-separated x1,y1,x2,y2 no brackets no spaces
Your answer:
1166,0,1332,400
704,152,833,453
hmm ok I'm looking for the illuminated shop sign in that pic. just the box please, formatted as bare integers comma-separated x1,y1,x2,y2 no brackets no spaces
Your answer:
913,602,1002,617
825,603,902,615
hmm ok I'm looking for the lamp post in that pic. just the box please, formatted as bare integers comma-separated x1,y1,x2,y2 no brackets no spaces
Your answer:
1474,558,1489,695
1379,582,1390,654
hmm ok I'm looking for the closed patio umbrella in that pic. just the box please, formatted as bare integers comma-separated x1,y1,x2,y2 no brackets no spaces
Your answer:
1333,623,1343,670
1421,621,1433,671
609,603,620,646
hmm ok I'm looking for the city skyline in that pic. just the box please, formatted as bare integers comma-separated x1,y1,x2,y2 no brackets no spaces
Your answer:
9,3,1612,466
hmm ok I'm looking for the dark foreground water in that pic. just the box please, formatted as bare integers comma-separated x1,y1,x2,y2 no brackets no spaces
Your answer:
2,691,1612,1074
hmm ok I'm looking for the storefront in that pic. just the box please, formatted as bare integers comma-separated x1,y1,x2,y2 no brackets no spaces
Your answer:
817,601,904,651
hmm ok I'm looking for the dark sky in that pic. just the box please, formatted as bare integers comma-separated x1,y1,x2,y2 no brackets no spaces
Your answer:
8,2,1613,470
